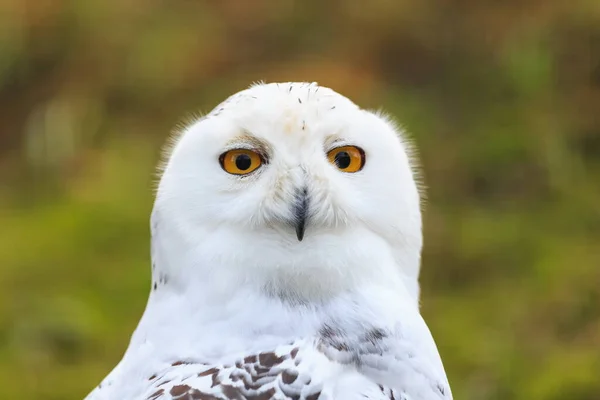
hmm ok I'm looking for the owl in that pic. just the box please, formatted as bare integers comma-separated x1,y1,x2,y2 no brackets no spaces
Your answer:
85,82,452,400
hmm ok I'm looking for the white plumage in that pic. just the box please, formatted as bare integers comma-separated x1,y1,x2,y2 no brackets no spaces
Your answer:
85,82,452,400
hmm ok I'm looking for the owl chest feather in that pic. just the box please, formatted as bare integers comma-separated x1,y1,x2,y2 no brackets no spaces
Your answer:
91,338,407,400
88,320,449,400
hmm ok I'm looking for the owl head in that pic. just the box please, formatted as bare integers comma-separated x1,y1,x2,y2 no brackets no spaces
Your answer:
152,82,423,303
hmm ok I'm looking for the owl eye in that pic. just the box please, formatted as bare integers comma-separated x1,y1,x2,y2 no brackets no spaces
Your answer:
219,149,263,175
327,145,365,173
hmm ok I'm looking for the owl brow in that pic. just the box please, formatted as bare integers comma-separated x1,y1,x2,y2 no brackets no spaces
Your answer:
224,133,271,158
324,135,347,150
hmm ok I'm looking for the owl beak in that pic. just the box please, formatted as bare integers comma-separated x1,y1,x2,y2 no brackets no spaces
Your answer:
293,188,308,241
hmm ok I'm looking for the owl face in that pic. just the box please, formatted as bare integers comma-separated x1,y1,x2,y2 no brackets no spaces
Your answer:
155,83,422,299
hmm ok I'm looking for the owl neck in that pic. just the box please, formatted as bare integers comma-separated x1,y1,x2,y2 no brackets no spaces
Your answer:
125,263,419,373
121,208,423,364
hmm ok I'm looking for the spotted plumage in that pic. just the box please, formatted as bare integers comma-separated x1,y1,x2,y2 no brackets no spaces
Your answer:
137,344,318,400
85,82,452,399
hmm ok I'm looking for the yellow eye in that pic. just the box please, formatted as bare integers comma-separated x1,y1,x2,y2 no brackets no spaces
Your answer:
219,149,263,175
327,145,365,173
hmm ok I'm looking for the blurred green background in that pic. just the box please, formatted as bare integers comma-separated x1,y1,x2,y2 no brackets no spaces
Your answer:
1,0,599,399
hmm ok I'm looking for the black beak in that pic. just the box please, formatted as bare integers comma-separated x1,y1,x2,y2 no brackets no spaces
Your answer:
293,188,308,241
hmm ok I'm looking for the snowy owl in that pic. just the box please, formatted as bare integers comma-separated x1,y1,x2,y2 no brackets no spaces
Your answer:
85,82,452,400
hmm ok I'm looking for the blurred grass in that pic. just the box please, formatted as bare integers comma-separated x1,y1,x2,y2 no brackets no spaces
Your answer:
0,0,599,399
